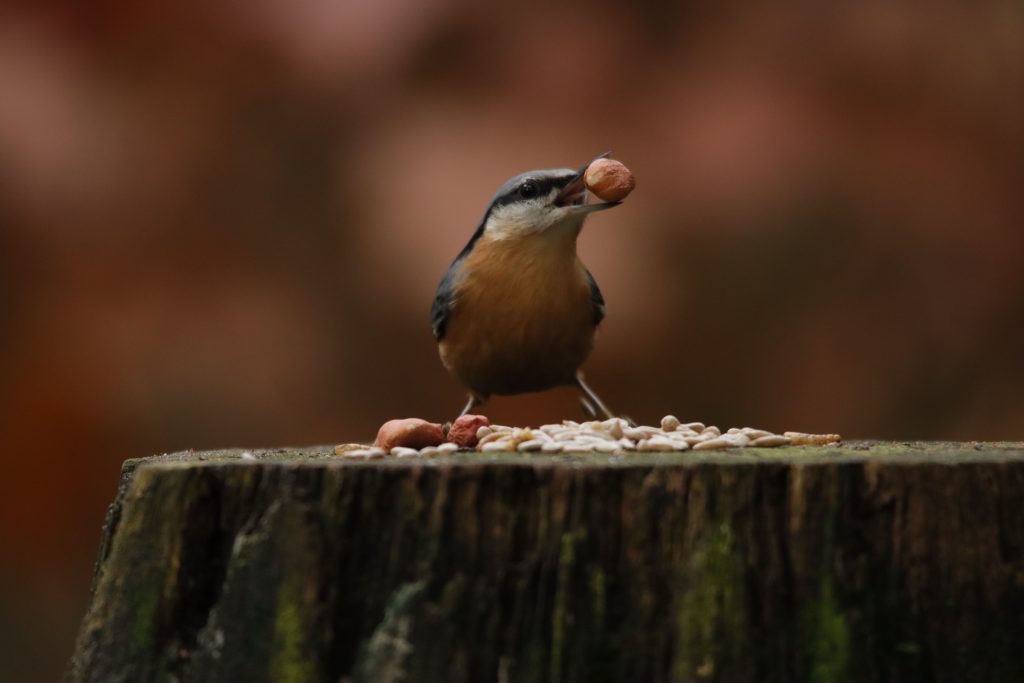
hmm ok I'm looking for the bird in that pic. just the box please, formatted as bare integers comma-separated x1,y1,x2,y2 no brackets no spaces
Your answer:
431,153,622,419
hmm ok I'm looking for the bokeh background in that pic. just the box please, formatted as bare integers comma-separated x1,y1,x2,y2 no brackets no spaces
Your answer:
1,0,1022,680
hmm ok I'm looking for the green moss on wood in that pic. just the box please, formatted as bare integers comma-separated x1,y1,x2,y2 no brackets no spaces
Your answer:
128,585,161,663
673,518,747,682
550,527,585,681
801,575,851,683
270,577,318,683
588,566,606,627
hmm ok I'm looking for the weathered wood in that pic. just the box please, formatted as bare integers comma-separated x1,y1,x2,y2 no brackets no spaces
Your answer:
66,442,1024,683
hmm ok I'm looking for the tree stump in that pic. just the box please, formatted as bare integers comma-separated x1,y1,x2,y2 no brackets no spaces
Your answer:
66,442,1024,683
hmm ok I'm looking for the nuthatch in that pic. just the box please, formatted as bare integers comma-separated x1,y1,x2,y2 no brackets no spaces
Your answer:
431,153,622,418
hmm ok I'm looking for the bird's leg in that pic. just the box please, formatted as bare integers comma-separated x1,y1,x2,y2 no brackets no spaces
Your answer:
579,396,598,419
459,393,486,417
574,373,615,420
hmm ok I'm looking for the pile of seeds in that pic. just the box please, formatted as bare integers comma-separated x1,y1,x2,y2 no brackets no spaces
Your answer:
337,416,840,459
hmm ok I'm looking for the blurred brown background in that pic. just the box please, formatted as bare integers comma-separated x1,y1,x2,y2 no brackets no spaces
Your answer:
1,0,1022,680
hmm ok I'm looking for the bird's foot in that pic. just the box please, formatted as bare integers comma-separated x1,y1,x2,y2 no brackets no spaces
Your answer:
459,393,487,418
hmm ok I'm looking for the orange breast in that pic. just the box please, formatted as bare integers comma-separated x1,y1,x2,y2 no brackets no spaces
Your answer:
439,233,598,396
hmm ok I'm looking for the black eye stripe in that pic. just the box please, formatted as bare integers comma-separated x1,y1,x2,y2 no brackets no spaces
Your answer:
491,176,567,208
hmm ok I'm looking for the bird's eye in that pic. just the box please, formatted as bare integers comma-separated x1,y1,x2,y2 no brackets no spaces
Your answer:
518,181,538,199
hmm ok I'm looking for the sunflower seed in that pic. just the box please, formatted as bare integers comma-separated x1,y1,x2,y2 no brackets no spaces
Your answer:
751,435,790,447
661,415,681,432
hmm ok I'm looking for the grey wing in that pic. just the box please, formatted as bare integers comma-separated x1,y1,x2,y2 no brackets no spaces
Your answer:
431,268,457,340
586,270,606,326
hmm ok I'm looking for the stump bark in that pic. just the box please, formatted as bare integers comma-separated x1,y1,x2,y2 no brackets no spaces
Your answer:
66,442,1024,683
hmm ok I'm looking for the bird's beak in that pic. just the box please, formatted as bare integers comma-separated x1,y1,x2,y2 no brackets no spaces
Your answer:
554,151,622,213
